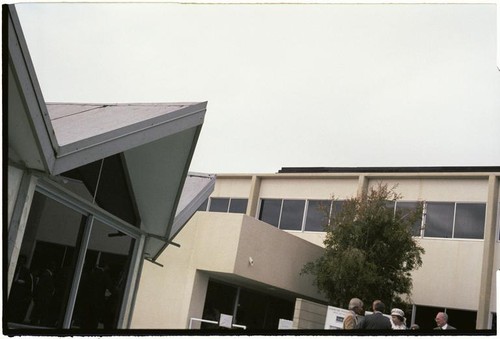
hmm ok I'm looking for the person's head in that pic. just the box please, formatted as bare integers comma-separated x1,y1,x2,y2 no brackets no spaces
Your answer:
435,312,448,327
410,324,420,330
391,308,405,325
348,298,364,314
372,300,385,313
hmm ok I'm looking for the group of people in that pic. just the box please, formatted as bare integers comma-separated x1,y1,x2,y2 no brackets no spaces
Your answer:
343,298,456,330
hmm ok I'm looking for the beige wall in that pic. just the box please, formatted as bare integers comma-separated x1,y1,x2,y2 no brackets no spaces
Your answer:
234,216,325,298
133,172,498,329
368,178,489,202
211,177,252,198
411,238,484,310
259,177,358,200
131,212,326,329
292,298,328,330
212,173,498,315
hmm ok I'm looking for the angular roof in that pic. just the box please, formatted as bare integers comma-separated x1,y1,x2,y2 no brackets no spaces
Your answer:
6,4,213,260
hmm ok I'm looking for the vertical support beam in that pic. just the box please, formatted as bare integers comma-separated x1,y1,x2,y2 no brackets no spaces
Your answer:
246,175,261,217
356,174,369,198
62,215,94,328
7,171,37,294
120,234,146,329
476,175,499,329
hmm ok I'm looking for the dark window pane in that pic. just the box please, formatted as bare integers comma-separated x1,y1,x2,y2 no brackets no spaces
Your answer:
201,280,237,329
280,200,305,231
72,220,134,330
7,191,83,328
414,305,444,330
259,199,282,227
425,202,454,238
209,198,229,212
197,199,208,212
229,199,248,214
446,308,477,330
454,203,486,239
332,200,344,217
396,201,422,236
305,200,331,232
385,200,396,215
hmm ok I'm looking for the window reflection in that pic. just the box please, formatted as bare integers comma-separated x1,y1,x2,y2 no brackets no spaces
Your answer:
7,191,84,328
259,199,282,227
454,203,486,239
72,220,134,330
280,200,305,230
209,198,230,212
305,200,331,232
424,202,455,238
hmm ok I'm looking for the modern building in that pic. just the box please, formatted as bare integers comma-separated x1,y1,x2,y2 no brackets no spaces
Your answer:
5,4,214,332
132,167,499,331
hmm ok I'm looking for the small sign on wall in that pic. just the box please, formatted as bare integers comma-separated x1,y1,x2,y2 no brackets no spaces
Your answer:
219,313,233,329
278,318,293,329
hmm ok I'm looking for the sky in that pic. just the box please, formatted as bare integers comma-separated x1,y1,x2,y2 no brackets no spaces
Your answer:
13,1,500,174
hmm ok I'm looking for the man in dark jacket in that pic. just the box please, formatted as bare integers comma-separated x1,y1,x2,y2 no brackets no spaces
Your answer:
358,300,392,330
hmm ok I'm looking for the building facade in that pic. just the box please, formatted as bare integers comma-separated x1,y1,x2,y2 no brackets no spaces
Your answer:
5,4,212,332
132,167,499,330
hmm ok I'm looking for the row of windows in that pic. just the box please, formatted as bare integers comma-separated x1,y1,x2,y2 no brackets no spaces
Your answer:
199,197,487,240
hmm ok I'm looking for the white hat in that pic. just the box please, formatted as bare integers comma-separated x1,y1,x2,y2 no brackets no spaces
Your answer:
391,308,405,318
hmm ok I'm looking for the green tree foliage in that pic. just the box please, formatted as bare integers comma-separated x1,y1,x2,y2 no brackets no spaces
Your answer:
302,183,425,309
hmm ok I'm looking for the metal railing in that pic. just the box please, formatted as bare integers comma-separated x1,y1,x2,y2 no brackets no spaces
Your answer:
189,317,246,330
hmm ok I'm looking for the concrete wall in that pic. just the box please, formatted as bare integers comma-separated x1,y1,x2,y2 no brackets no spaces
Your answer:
292,298,327,329
411,238,484,310
131,212,326,329
234,216,324,298
213,174,498,315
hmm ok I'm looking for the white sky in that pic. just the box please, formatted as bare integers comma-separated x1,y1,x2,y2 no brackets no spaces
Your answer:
13,1,500,173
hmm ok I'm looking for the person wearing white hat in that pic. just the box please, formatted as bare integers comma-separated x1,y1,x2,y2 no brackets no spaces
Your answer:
390,308,407,329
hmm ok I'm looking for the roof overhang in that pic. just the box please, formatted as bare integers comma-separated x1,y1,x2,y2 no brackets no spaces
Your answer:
6,4,212,260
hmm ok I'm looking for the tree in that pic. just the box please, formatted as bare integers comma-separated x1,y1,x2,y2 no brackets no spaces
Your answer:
301,183,425,310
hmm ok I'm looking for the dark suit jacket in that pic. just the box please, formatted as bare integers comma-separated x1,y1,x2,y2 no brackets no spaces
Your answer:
359,312,392,330
434,324,456,330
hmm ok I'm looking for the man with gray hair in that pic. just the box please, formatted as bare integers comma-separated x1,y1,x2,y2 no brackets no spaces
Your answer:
434,312,456,330
343,298,364,329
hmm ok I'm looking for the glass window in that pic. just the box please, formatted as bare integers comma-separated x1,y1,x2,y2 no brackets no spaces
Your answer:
209,198,229,212
197,199,208,212
259,199,282,227
396,201,422,236
305,200,331,232
454,203,486,239
229,199,248,214
331,200,344,217
425,202,455,238
72,220,134,330
7,191,83,328
385,200,396,214
279,200,305,231
446,308,477,330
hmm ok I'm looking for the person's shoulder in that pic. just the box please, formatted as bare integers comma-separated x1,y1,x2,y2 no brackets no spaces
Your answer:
447,325,457,330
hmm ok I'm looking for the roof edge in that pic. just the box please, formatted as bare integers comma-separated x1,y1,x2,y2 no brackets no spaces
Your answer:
278,166,500,174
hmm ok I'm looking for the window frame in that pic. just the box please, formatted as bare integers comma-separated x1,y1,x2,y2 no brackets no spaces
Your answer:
423,201,487,240
14,175,145,329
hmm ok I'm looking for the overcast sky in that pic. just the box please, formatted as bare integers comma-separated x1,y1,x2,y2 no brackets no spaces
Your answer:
15,1,500,174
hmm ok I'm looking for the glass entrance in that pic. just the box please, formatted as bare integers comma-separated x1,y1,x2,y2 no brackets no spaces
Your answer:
6,184,140,331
